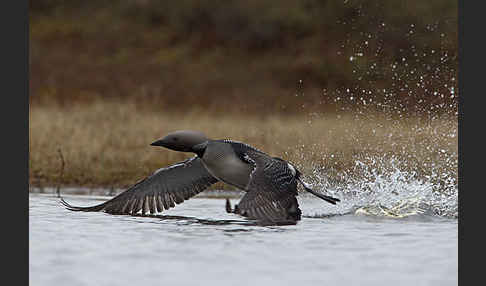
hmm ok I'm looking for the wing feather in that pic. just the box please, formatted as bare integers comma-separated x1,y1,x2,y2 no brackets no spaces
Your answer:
235,151,301,222
60,156,218,215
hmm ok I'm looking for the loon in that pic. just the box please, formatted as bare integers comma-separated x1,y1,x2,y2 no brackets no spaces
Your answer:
61,130,340,222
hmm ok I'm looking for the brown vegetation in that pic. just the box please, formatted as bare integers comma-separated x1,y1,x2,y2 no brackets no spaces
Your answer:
29,0,458,115
29,1,458,191
29,100,457,191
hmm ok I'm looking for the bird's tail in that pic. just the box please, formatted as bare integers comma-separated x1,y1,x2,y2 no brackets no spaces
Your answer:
296,177,340,205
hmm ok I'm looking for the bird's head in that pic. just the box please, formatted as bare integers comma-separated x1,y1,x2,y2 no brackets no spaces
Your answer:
150,130,208,155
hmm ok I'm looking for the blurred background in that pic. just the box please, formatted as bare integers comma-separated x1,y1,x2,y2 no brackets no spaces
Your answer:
29,0,458,192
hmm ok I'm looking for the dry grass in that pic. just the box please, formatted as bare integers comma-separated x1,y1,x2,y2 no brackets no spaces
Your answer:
29,100,457,191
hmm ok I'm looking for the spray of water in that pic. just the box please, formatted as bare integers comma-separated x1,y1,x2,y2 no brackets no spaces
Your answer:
291,11,457,219
301,153,457,219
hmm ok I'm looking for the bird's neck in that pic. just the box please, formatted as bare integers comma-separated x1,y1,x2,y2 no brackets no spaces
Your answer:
192,142,208,158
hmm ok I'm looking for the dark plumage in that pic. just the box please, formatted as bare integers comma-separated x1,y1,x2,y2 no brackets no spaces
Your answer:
61,130,340,223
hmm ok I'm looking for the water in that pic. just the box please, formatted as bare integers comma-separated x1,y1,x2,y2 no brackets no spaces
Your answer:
30,192,457,286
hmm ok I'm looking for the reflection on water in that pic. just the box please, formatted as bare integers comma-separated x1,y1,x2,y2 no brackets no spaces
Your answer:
129,214,299,227
30,193,457,286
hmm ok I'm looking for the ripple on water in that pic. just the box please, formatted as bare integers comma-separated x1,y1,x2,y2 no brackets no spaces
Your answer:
30,193,457,286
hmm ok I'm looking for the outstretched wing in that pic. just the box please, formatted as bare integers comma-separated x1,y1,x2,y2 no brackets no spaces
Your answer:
235,151,301,222
61,156,218,215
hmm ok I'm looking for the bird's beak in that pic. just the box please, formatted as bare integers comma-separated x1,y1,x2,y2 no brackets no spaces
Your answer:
150,139,166,147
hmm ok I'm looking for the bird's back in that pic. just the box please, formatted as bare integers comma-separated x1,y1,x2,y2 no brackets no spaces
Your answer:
201,140,260,190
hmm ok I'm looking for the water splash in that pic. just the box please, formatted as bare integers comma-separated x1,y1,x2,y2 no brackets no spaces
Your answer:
304,155,457,219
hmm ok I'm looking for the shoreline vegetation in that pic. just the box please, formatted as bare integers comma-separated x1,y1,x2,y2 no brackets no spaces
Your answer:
29,1,457,193
29,100,457,192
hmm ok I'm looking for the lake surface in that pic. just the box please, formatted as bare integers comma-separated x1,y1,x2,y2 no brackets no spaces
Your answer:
29,192,457,286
